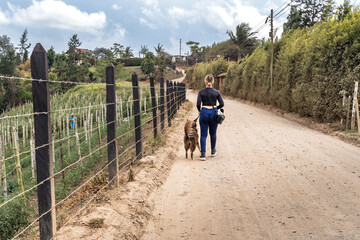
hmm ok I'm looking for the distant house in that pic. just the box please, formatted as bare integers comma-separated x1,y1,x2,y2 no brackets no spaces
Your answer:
76,48,92,65
66,48,92,65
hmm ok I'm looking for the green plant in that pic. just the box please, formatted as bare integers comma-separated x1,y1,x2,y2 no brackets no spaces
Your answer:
0,199,30,240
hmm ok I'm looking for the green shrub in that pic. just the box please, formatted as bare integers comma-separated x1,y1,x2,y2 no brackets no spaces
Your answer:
0,199,30,240
186,57,229,90
117,58,143,67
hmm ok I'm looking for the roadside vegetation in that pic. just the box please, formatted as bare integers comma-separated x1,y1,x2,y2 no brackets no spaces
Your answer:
186,1,360,127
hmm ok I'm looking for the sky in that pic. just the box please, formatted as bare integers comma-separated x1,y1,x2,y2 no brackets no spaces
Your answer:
0,0,348,56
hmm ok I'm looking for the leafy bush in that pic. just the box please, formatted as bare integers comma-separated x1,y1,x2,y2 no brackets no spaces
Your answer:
117,58,143,67
0,199,30,240
141,52,156,75
186,57,229,90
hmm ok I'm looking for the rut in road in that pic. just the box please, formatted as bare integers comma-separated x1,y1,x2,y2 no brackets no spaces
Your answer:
142,90,360,240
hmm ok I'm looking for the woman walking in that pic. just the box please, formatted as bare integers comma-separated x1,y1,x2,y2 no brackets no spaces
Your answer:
196,74,224,161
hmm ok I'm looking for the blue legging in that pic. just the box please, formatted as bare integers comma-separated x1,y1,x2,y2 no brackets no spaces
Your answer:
199,108,218,153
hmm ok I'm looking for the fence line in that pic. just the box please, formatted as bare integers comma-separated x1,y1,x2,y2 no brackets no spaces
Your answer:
0,43,187,240
0,90,185,166
0,75,159,89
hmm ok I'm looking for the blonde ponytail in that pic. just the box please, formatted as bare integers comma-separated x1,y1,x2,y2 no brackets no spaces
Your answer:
204,74,214,87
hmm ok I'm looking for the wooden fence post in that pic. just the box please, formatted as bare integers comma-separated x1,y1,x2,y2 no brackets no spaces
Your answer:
31,43,56,240
106,64,118,187
160,78,165,131
173,82,176,116
183,83,186,103
176,82,180,110
150,76,157,139
170,81,175,119
132,73,142,160
0,135,7,199
346,96,351,130
180,83,182,105
351,81,358,130
166,80,171,127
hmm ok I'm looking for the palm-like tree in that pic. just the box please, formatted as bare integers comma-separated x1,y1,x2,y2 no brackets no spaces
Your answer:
140,45,149,58
227,23,258,58
123,46,133,58
154,43,164,56
111,43,124,58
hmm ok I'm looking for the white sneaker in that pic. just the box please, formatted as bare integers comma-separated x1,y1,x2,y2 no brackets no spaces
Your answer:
199,152,206,161
211,149,217,157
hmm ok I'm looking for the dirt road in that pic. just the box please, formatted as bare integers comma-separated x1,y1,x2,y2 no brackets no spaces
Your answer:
142,90,360,239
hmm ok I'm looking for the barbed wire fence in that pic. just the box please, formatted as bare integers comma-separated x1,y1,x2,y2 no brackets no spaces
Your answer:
0,43,187,240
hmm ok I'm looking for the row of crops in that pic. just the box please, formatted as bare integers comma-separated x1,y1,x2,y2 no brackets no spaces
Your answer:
0,80,161,239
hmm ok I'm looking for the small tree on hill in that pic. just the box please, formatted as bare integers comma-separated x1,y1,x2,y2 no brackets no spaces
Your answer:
47,46,55,70
18,29,31,63
111,43,124,59
141,52,156,76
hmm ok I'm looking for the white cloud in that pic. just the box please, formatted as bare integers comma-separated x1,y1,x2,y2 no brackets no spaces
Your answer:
139,17,158,29
0,8,10,25
138,0,267,35
81,23,127,50
0,0,106,34
167,7,188,19
114,24,126,38
112,4,122,10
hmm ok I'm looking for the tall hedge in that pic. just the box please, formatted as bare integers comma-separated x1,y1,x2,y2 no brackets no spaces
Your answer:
185,57,229,90
187,9,360,123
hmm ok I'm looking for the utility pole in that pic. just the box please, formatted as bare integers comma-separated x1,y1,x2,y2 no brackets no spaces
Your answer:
270,9,274,90
180,38,182,57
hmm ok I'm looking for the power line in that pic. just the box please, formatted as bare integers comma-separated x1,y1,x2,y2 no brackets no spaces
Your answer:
274,3,291,19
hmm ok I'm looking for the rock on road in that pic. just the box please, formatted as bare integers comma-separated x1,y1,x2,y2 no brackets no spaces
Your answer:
142,89,360,239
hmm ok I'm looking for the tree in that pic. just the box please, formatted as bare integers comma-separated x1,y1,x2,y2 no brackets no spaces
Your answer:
153,44,167,78
283,6,303,33
18,29,31,63
0,35,20,110
93,47,113,60
186,41,200,56
154,43,164,56
67,34,81,64
284,0,335,32
140,45,149,57
0,35,13,56
336,0,352,21
321,0,335,20
123,46,133,58
301,0,324,27
205,40,239,61
111,43,124,59
47,46,55,70
141,52,156,75
65,34,90,84
227,23,258,58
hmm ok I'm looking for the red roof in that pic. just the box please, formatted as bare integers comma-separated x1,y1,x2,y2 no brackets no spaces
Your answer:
77,48,90,53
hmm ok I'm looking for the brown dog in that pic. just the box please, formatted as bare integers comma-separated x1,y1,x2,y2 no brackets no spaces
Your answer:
184,119,201,160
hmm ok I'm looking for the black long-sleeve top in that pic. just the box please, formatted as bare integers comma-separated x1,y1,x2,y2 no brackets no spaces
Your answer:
197,88,224,112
